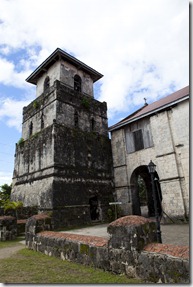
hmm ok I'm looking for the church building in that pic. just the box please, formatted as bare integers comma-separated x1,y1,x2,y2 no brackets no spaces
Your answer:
109,86,189,222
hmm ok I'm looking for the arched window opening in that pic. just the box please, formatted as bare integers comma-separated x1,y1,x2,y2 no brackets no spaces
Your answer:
74,110,79,127
74,75,81,92
29,121,33,137
44,76,50,92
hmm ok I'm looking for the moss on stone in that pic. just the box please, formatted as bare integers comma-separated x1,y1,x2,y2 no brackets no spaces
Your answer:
80,243,89,255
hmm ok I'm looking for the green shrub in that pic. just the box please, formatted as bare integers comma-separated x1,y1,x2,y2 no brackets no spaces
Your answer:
81,97,90,109
33,100,39,109
17,138,24,145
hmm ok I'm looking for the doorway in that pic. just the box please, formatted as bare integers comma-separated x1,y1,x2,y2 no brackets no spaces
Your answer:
89,196,100,221
130,165,162,217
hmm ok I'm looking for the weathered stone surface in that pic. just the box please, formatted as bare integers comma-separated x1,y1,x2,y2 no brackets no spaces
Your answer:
12,77,114,228
0,216,17,241
26,214,189,283
108,215,157,251
25,213,52,248
137,251,189,283
110,89,189,221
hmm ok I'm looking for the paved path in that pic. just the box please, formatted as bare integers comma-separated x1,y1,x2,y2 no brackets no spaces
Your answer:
0,244,25,259
62,223,189,246
160,224,189,246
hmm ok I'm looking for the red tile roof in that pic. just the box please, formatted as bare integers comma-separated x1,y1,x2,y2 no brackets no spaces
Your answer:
109,86,189,131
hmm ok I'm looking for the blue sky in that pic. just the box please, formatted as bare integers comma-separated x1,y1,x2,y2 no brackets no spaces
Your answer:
0,0,189,186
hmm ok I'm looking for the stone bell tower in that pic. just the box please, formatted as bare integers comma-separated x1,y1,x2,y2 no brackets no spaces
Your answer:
11,48,114,227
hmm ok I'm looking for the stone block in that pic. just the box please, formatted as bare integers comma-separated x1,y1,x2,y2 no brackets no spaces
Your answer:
108,215,157,251
0,216,17,241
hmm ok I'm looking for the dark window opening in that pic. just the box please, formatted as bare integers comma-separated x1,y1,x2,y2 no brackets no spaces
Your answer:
44,76,50,92
74,110,79,127
91,118,95,131
133,129,144,151
74,75,81,92
29,121,33,136
41,114,44,129
89,196,100,220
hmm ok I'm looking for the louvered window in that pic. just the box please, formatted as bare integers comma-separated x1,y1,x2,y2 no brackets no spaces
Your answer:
133,129,144,151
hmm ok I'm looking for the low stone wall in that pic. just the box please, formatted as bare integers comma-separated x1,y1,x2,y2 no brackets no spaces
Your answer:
26,213,53,247
25,215,189,283
0,216,17,241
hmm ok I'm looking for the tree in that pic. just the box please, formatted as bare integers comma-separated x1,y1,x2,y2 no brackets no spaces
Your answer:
0,183,12,206
0,183,23,218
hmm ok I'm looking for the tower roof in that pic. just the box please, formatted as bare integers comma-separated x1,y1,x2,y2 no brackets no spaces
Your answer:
26,48,103,84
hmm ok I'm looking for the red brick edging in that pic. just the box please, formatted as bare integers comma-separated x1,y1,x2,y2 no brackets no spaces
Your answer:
38,231,108,247
143,243,189,259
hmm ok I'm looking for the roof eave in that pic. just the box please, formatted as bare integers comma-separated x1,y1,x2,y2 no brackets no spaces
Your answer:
109,95,189,132
26,48,103,85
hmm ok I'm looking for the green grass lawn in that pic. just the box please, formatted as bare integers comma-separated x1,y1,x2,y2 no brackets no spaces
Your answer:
0,244,143,284
0,237,24,249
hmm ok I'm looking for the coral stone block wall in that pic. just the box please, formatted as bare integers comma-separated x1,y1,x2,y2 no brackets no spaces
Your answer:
0,216,17,241
25,215,189,283
25,213,53,248
108,216,157,251
12,80,114,228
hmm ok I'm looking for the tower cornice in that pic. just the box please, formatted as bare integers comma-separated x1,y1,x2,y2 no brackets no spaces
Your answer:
26,48,103,85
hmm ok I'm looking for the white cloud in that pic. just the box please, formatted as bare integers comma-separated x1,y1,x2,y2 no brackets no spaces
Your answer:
0,171,12,186
0,0,189,124
0,94,34,131
0,57,33,88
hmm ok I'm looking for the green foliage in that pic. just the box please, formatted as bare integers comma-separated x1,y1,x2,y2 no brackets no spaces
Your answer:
45,211,53,217
81,97,90,109
0,184,12,201
0,184,12,207
107,205,122,222
30,132,39,139
17,137,24,146
33,100,39,109
107,208,113,222
80,244,89,255
3,200,23,212
0,186,23,217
